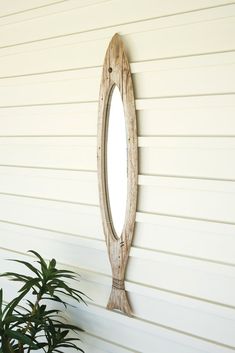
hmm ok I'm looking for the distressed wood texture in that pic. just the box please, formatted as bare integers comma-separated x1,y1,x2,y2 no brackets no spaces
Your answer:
97,34,138,316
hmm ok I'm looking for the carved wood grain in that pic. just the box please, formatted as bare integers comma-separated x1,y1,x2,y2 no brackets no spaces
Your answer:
97,33,138,316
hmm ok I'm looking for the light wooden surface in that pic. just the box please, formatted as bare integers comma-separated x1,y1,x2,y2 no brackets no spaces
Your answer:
97,34,138,316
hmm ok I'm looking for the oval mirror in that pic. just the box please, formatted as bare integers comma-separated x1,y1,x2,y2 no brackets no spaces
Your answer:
106,85,127,238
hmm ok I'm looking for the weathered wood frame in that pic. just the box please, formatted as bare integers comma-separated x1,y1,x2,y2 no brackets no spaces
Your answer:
97,33,138,316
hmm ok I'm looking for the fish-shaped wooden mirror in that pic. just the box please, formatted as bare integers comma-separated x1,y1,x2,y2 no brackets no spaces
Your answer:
97,33,138,316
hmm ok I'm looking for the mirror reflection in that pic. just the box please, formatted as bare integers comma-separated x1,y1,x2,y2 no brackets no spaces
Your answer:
106,85,128,238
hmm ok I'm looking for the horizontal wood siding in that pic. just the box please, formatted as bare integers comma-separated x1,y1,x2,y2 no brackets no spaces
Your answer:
0,1,234,352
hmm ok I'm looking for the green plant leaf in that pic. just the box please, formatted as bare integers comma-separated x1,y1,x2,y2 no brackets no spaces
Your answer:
5,328,39,348
10,259,42,278
18,278,40,293
0,289,3,319
28,250,48,276
49,258,56,270
3,288,31,317
0,272,32,283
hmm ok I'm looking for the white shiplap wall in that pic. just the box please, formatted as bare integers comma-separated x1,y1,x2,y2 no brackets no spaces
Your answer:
0,1,235,352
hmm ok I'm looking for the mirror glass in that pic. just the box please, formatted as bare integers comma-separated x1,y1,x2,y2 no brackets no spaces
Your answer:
106,85,127,238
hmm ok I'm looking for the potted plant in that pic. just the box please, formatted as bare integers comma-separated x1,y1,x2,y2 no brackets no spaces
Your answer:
0,250,87,353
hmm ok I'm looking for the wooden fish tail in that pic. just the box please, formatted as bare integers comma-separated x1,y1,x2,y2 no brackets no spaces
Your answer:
107,278,132,316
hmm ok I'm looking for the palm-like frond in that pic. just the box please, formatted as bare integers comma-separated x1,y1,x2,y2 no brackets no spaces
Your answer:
0,250,86,353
